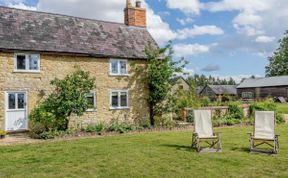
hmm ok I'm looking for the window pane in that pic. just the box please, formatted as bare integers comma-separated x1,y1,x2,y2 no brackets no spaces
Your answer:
86,93,95,109
111,61,118,74
16,55,26,70
8,94,16,109
29,55,39,70
18,93,25,109
120,61,127,74
120,92,128,107
111,92,119,107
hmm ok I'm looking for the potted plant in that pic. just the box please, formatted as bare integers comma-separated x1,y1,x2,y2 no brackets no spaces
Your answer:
0,130,6,139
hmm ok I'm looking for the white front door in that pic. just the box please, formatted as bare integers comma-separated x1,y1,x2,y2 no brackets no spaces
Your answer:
5,92,28,131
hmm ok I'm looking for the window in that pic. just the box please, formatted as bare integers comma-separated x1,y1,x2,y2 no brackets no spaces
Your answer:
14,53,40,72
242,92,254,99
86,92,96,111
110,90,129,109
110,59,128,75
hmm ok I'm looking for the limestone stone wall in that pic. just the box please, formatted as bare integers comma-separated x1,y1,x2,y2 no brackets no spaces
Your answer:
0,52,149,130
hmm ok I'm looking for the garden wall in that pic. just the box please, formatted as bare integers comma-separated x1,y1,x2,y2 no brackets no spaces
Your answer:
200,104,250,118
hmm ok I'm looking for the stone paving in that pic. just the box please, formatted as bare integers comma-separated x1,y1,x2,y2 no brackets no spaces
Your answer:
0,133,41,146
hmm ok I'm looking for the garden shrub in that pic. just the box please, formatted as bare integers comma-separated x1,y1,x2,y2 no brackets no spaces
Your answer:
200,96,210,107
29,122,47,139
85,122,106,133
250,99,285,124
108,121,135,133
0,130,6,136
228,103,244,120
29,104,58,131
136,117,151,129
212,103,244,127
154,116,175,129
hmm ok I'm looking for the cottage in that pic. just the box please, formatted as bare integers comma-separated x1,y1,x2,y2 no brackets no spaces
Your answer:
0,1,157,132
199,85,237,102
237,76,288,101
170,76,191,93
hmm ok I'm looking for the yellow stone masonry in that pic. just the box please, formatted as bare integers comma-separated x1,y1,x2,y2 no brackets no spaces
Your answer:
0,52,149,130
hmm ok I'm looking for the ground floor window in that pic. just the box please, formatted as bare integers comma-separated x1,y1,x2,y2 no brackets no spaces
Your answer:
86,92,96,111
110,90,129,109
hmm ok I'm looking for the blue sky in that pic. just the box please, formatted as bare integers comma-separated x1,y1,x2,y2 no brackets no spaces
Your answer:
1,0,288,82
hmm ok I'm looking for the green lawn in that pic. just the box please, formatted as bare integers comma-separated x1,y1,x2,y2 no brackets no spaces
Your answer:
1,126,288,178
277,103,288,114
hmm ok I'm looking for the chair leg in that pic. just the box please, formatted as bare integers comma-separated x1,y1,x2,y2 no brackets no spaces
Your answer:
218,138,222,151
250,137,254,151
196,138,200,152
192,134,196,148
274,137,279,154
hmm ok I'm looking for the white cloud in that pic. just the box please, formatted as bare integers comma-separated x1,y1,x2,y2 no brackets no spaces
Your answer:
176,17,193,26
8,2,36,10
176,25,224,39
203,0,288,56
173,43,210,57
146,7,176,45
203,0,270,12
166,0,201,15
255,36,276,43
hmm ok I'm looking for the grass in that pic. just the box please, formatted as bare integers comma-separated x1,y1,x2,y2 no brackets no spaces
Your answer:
277,103,288,114
0,125,288,178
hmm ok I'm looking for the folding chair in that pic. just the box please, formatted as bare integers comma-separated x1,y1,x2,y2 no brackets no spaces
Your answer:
249,111,279,154
192,110,222,152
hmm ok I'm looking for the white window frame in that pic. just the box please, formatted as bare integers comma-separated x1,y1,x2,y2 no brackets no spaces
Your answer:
110,90,129,110
109,59,128,76
86,92,96,112
14,53,41,73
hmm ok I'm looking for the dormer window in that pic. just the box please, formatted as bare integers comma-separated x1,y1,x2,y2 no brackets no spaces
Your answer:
110,59,128,76
14,53,40,72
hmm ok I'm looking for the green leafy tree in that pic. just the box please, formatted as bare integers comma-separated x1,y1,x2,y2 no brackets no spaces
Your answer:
30,67,95,130
144,42,186,126
266,31,288,76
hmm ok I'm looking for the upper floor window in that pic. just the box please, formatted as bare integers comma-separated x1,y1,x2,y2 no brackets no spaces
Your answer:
14,53,40,72
110,59,128,76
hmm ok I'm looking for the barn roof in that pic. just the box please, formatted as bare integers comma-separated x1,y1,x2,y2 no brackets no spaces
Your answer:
208,85,237,95
237,76,288,88
0,6,157,59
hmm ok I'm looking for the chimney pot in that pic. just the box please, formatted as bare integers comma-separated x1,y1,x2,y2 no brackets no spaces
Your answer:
136,0,142,8
124,0,146,27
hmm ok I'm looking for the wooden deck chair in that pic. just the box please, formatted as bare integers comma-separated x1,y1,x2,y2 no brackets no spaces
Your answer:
192,110,222,152
249,111,279,154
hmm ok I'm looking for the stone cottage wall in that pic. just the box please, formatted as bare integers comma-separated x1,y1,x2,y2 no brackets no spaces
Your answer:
0,52,149,130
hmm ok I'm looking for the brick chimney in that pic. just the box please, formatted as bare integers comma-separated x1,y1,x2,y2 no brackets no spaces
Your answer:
124,0,147,28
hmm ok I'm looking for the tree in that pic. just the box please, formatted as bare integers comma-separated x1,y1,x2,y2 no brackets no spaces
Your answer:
144,42,185,126
266,31,288,76
188,75,236,86
30,67,95,130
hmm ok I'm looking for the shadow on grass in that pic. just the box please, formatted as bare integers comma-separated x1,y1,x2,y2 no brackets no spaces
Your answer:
161,144,196,152
230,147,250,153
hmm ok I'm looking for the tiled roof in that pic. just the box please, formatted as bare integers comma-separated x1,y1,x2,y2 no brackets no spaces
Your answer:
0,6,157,59
237,76,288,88
208,85,237,95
